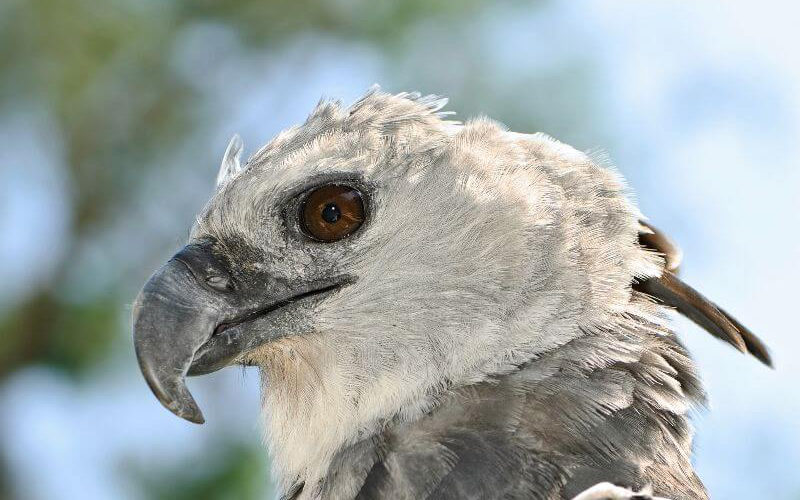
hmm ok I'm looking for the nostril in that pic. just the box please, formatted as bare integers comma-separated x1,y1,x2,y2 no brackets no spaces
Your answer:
205,275,231,292
172,244,234,293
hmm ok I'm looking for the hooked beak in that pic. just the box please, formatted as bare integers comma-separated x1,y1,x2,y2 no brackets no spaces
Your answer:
132,257,217,424
132,243,345,424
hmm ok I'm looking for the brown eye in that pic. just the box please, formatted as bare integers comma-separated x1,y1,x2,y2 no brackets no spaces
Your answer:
301,185,365,242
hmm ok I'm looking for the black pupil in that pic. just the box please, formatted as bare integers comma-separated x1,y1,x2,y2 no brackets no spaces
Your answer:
321,203,341,223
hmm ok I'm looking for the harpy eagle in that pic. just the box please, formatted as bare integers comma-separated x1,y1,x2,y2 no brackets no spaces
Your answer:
132,89,771,500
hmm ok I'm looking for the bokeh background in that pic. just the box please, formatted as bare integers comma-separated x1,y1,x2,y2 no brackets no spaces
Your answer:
1,0,799,498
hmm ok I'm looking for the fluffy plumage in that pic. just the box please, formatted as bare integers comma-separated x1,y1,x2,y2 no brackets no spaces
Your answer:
137,87,770,499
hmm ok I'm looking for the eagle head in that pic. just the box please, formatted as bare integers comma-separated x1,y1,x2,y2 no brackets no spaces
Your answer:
132,88,660,479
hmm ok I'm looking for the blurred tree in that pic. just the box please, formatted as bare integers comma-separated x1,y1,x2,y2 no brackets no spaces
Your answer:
0,454,7,500
126,437,271,500
0,0,513,379
0,0,539,498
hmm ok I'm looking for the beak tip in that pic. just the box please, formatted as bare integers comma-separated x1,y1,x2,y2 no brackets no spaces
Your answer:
154,382,207,425
179,407,206,425
137,359,208,425
157,390,206,424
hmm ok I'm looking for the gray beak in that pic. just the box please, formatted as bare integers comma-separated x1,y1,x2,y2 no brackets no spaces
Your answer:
133,242,348,424
132,242,242,424
132,257,220,424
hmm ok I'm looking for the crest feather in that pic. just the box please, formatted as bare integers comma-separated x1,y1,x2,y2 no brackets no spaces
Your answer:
216,134,244,189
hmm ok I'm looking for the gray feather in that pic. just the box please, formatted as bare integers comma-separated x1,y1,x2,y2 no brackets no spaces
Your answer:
179,88,770,499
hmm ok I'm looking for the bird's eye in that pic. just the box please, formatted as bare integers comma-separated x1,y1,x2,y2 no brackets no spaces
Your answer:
301,185,365,242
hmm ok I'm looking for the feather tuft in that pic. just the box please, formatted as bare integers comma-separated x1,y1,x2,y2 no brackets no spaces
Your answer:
216,134,244,189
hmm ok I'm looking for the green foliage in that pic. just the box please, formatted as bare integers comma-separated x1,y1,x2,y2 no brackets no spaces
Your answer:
0,293,119,379
0,0,545,497
125,438,271,500
0,454,7,500
176,0,491,45
0,0,525,382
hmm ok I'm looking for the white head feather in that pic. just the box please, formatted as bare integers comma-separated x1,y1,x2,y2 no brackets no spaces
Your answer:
216,133,245,189
191,89,663,491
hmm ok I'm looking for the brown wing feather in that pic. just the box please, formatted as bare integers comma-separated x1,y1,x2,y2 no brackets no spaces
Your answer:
635,221,772,367
711,303,773,367
638,220,683,272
